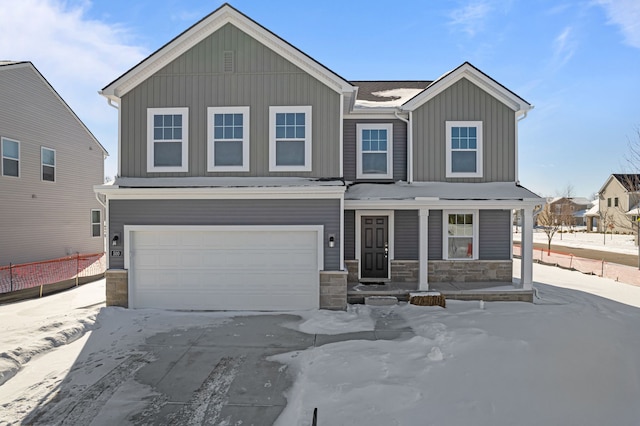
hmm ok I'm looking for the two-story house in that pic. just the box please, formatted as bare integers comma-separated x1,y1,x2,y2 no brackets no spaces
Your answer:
546,197,592,227
95,3,541,311
596,174,640,233
0,61,107,266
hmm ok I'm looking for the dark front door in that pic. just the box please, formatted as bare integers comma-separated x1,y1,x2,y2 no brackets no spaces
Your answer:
361,216,389,279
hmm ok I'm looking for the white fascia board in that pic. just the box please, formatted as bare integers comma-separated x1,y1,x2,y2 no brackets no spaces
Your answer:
401,63,532,113
101,5,353,99
94,184,345,200
345,198,540,210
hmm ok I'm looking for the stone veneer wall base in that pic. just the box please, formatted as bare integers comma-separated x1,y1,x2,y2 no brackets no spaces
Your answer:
320,271,348,310
428,260,512,282
105,269,128,308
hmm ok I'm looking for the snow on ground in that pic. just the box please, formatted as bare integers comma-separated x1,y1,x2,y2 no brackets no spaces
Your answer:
2,264,640,425
272,260,640,425
514,228,639,255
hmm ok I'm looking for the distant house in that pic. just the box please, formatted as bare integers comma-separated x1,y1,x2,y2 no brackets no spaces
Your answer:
596,174,640,234
546,197,592,227
0,61,108,265
95,4,541,311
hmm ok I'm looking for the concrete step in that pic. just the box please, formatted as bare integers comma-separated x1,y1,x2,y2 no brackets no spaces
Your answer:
364,296,399,306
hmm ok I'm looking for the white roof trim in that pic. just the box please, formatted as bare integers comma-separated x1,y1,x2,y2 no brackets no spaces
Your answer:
401,63,533,114
101,4,353,100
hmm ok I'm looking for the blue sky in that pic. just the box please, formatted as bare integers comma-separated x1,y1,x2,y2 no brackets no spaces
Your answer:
2,0,639,197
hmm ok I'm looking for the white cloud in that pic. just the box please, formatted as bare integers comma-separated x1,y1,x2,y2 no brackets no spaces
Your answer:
595,0,640,48
0,0,147,177
448,1,493,37
552,26,577,69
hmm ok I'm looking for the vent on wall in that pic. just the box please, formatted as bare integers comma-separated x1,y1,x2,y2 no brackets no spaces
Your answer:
223,50,235,73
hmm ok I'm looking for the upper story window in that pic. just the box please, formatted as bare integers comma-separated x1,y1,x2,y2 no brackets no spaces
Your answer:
1,137,19,177
207,107,249,172
41,147,56,182
614,197,619,207
269,106,312,172
356,123,393,179
91,209,101,237
147,107,189,172
446,121,483,178
444,211,478,260
607,198,612,207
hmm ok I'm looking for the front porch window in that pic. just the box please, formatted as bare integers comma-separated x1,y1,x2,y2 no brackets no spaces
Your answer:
444,211,477,259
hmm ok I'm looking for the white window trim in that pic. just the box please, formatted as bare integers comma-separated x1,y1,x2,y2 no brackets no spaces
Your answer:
207,106,250,172
147,107,189,173
356,123,393,179
269,105,312,172
445,121,483,178
442,209,479,260
91,209,102,238
1,137,20,178
41,146,56,182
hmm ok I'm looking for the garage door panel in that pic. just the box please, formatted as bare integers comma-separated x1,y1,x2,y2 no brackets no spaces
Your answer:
129,228,320,310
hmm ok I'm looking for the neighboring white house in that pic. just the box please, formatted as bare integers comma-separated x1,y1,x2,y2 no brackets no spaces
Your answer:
0,61,108,265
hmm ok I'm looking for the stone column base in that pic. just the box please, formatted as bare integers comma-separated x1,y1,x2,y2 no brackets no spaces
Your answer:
105,269,128,307
320,270,348,310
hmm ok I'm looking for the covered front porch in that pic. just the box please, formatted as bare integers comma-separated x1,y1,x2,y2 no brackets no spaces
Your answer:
347,279,533,304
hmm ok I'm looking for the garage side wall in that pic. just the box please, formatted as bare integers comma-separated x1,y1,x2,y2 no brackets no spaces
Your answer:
108,198,341,270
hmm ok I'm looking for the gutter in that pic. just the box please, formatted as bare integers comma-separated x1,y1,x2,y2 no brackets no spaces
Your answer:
394,109,412,184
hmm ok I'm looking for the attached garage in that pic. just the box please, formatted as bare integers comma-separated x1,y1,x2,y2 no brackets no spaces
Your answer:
125,225,323,311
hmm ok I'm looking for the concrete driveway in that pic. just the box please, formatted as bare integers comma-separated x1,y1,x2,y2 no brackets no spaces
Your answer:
24,309,414,425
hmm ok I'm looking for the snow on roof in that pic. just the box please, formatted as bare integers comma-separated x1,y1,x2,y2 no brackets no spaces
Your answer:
584,202,600,216
114,177,345,188
345,181,541,201
353,88,426,109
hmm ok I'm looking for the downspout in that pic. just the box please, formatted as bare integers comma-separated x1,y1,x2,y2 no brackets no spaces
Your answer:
394,109,412,184
515,110,528,185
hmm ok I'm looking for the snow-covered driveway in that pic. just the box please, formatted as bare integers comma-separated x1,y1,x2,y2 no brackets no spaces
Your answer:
2,261,640,425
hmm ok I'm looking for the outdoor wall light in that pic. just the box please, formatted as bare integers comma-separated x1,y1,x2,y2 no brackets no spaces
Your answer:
111,234,120,246
328,234,335,248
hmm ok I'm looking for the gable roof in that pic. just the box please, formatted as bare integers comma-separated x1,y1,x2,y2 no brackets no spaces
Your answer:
598,173,640,194
0,61,108,156
612,174,640,192
101,3,354,101
401,62,533,114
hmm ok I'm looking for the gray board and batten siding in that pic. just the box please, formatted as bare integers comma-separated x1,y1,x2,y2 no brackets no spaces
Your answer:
109,199,341,270
412,77,517,183
119,23,341,179
0,64,105,265
343,119,407,182
478,209,512,260
344,209,510,263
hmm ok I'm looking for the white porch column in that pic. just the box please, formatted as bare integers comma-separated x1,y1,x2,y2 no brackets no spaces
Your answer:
419,208,429,291
519,206,534,290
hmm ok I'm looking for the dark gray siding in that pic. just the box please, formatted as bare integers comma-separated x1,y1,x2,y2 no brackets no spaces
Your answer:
412,78,516,182
109,199,341,270
120,23,341,178
343,119,407,182
479,209,511,260
428,210,443,260
344,210,355,260
394,210,418,260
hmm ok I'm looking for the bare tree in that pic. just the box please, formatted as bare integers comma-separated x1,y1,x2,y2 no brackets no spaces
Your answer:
536,203,573,254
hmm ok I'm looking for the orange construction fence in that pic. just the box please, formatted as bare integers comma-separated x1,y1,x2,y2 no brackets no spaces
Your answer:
513,245,640,287
0,252,106,294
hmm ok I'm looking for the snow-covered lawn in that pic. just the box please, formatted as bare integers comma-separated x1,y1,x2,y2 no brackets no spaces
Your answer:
514,229,638,255
2,263,640,425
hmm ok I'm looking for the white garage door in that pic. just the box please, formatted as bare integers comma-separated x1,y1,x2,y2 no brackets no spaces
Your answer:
127,226,322,311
